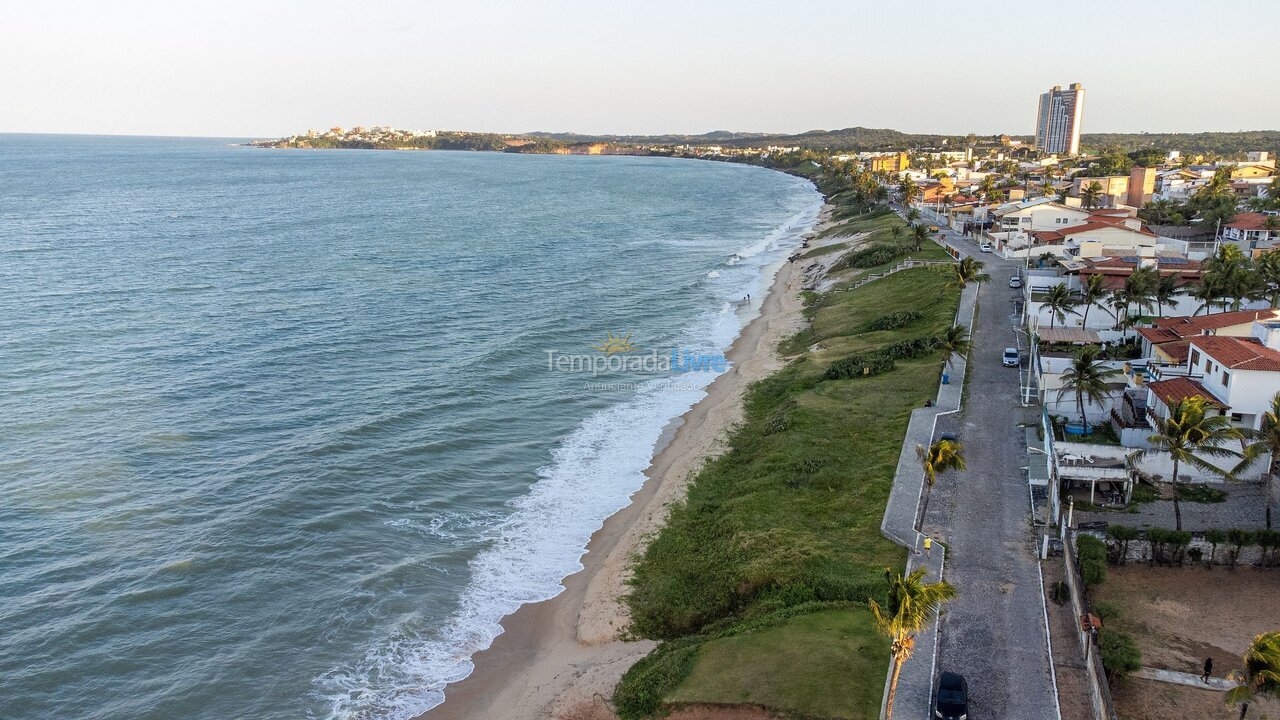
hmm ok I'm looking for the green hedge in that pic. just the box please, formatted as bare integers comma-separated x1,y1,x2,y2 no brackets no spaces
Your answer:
1077,534,1108,588
866,310,923,331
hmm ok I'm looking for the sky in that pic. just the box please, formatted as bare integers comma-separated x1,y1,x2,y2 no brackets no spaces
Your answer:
3,0,1278,138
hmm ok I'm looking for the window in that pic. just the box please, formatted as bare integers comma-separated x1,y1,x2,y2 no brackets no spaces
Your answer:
1190,350,1200,367
1222,371,1229,386
1232,413,1244,422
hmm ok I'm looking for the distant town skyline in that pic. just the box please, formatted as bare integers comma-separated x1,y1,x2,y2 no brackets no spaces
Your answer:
3,0,1279,138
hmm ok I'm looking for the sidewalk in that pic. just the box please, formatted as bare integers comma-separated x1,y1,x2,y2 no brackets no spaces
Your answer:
876,269,977,720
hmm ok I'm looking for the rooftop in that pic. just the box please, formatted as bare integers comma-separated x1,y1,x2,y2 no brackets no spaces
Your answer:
1189,335,1280,371
1137,309,1279,344
1147,377,1227,409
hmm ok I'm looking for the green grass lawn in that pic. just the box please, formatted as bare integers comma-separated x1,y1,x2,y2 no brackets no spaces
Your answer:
667,607,890,719
615,266,960,719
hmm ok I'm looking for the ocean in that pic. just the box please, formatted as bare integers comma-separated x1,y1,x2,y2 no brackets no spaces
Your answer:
0,135,821,720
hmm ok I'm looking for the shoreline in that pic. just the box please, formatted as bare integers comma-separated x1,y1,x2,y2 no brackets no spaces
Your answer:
420,200,836,720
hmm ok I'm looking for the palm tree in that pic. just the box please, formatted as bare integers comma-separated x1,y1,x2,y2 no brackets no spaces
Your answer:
948,257,990,289
1257,251,1280,308
1238,392,1280,529
1226,632,1280,720
910,223,930,252
1154,272,1182,317
1040,282,1078,329
939,324,970,369
1056,346,1122,431
978,175,997,201
871,567,957,720
1203,244,1258,312
889,223,905,246
1131,396,1244,531
1078,273,1108,328
1080,181,1104,209
900,176,920,208
917,438,966,520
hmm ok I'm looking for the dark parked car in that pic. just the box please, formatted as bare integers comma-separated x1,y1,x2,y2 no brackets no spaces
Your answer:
934,671,969,720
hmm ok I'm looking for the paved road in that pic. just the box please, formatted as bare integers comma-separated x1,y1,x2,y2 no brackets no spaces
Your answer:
920,209,1061,720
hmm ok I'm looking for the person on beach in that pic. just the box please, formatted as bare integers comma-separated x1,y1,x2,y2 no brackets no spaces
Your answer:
1202,657,1213,683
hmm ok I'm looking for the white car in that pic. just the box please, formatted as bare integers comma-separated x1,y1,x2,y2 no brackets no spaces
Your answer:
979,242,994,253
1009,276,1023,289
1002,347,1020,367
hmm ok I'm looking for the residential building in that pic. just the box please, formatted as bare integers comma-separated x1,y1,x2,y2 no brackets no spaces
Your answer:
1031,216,1157,258
1034,83,1085,156
1071,175,1129,207
1144,320,1280,430
1136,309,1279,365
1126,166,1156,208
869,152,910,173
1221,212,1280,255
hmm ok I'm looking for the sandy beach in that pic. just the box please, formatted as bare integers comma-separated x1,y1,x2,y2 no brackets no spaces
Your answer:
421,203,839,720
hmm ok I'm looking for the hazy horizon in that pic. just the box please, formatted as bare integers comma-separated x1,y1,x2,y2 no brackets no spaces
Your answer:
4,0,1278,138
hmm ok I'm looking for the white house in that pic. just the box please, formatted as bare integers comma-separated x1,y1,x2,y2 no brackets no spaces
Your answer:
1145,320,1280,430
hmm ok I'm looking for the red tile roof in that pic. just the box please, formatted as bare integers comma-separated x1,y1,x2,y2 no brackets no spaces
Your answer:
1031,220,1155,244
1147,377,1227,408
1140,309,1279,343
1226,212,1280,232
1190,335,1280,371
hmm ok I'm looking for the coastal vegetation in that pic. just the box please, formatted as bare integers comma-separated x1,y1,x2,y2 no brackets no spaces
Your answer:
614,202,961,718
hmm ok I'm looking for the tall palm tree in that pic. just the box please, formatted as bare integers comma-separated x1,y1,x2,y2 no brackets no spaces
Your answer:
900,176,920,208
1154,272,1182,317
906,207,921,224
1226,632,1280,720
1238,392,1280,529
948,257,990,289
939,324,970,369
1203,244,1258,311
1040,282,1078,329
1056,346,1122,431
1257,251,1280,308
917,438,966,521
871,567,957,720
1131,396,1244,531
910,223,930,251
1080,181,1104,209
1078,273,1109,328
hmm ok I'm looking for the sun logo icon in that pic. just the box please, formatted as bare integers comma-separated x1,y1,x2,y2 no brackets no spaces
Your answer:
592,331,638,356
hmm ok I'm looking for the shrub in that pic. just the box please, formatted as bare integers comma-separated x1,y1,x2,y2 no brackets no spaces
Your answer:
1106,525,1141,565
824,353,895,380
879,335,943,360
613,639,702,720
1179,484,1227,503
1204,528,1227,566
1093,601,1121,620
839,244,905,269
1227,529,1256,568
1050,580,1069,606
1188,547,1204,564
1077,534,1108,589
1256,529,1280,567
866,310,923,331
1099,629,1142,680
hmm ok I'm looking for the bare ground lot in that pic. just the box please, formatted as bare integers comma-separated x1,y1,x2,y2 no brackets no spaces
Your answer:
1095,566,1280,719
1112,678,1280,720
1095,566,1280,672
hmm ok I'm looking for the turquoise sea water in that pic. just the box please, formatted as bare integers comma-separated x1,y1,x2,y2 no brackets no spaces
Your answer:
0,135,820,720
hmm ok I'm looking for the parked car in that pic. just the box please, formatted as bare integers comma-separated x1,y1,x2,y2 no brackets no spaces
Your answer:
1002,347,1020,367
1008,275,1023,289
934,671,969,720
979,242,993,252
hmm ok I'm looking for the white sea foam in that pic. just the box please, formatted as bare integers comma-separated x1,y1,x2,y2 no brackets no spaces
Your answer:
313,182,822,720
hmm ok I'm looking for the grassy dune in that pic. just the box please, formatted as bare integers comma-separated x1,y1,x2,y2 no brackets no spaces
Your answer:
614,267,960,719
